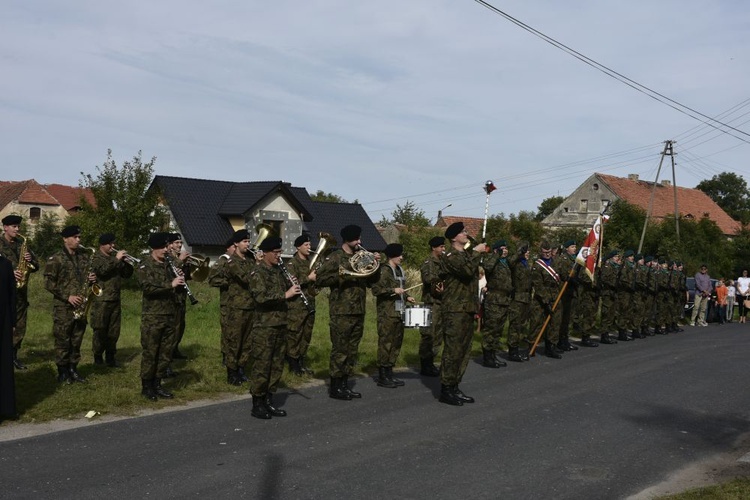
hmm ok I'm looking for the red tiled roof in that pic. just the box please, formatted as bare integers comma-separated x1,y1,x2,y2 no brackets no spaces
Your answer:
435,216,484,238
45,183,96,210
597,173,741,235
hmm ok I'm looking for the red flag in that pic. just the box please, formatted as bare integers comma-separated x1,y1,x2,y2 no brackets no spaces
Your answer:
575,215,607,281
484,180,496,194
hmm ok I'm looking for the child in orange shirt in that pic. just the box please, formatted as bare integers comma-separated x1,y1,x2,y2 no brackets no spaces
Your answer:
715,278,728,325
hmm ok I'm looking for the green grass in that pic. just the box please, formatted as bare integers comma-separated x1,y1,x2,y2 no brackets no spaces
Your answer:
10,273,482,423
658,478,750,499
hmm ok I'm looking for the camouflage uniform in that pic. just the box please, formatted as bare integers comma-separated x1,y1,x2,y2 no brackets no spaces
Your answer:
530,256,562,349
481,252,513,352
169,254,187,357
573,265,599,339
0,235,39,349
599,259,621,335
137,255,178,380
44,247,92,368
440,248,482,387
248,262,289,397
655,264,671,330
284,253,316,363
224,254,256,372
644,263,659,330
207,252,233,358
90,250,133,360
419,253,445,361
616,260,636,334
317,248,379,378
372,263,410,368
508,255,533,349
552,251,577,347
633,261,650,334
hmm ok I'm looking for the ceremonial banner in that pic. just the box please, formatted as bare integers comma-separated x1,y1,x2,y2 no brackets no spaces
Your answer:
575,214,608,281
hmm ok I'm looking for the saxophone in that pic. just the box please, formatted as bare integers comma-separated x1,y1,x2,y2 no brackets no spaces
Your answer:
73,246,102,320
15,234,36,289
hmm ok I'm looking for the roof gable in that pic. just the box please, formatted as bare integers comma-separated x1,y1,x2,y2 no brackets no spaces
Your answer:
44,183,96,210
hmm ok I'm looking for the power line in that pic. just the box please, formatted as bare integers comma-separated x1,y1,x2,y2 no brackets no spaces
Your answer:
472,0,750,144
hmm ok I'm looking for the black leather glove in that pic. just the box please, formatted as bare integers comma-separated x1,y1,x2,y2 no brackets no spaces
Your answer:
544,302,554,316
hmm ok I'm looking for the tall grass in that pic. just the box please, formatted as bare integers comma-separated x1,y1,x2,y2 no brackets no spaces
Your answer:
10,269,482,423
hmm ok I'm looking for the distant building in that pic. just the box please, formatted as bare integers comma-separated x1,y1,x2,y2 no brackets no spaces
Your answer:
150,176,386,259
542,173,741,236
435,215,483,239
0,179,94,234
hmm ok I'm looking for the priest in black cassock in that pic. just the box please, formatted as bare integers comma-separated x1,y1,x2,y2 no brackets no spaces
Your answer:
0,253,17,421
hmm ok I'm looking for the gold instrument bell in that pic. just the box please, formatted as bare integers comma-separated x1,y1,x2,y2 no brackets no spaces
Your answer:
309,232,337,270
186,254,210,282
249,223,274,256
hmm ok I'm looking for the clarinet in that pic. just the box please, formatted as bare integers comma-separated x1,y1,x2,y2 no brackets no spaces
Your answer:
277,260,315,315
165,254,199,305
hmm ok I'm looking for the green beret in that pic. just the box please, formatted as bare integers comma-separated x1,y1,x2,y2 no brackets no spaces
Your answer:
623,249,634,258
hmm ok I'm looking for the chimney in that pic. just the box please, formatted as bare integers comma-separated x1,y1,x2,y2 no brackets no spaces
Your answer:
628,174,639,181
661,180,671,187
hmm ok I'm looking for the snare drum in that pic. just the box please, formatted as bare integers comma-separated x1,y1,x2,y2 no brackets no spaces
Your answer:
403,306,432,328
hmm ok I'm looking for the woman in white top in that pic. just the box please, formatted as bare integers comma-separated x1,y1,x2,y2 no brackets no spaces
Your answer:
736,270,750,323
727,279,736,322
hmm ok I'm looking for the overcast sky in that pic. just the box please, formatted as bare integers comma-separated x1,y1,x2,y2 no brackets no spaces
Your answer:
2,1,749,223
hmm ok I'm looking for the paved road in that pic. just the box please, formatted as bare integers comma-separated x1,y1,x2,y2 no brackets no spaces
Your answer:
2,323,750,499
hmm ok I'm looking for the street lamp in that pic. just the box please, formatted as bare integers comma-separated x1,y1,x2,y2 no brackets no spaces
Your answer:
437,203,452,221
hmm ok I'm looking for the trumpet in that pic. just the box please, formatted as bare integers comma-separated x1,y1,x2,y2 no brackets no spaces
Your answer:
184,254,210,282
339,245,380,278
111,249,141,266
309,232,337,270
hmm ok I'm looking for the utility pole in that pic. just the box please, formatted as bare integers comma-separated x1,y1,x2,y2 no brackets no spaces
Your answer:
638,140,678,253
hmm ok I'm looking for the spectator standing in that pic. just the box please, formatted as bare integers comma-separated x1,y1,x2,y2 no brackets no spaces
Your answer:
737,270,750,324
690,264,711,327
715,279,728,325
726,279,736,323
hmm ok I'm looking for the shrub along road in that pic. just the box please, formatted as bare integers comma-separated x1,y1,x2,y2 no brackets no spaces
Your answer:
2,323,750,499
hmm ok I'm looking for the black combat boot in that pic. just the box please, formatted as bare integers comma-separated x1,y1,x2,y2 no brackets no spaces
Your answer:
227,368,242,386
299,356,314,375
672,322,684,332
154,379,174,399
93,354,105,365
420,357,440,376
12,348,27,370
329,377,352,400
438,384,463,406
57,365,71,384
164,365,178,378
453,386,475,403
105,351,118,367
559,338,579,351
617,329,633,342
600,333,616,344
482,349,502,368
69,364,87,383
287,356,303,376
377,367,397,388
631,329,645,339
265,394,287,417
580,335,599,347
141,379,157,401
387,367,405,386
341,376,362,398
544,341,562,359
238,366,249,382
508,346,525,362
520,348,531,361
172,348,187,360
251,396,272,419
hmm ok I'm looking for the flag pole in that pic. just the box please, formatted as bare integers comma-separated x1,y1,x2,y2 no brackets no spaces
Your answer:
482,180,495,243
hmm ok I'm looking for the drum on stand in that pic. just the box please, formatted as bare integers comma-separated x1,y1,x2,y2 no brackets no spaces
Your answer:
403,305,431,328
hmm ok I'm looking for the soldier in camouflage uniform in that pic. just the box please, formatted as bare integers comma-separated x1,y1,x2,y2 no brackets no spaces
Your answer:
508,244,533,361
285,234,317,376
633,254,651,337
247,236,300,419
598,250,622,344
553,240,580,352
44,225,96,383
418,236,446,376
654,258,671,334
137,232,180,401
666,260,682,332
672,261,686,332
616,250,637,340
480,240,512,368
317,224,380,400
572,256,601,348
223,229,257,386
90,233,133,367
167,233,188,365
0,214,39,370
372,243,415,388
438,222,486,406
207,237,236,366
530,241,563,359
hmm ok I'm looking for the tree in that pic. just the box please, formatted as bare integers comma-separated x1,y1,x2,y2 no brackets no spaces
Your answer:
390,201,430,228
30,212,62,260
696,172,750,224
310,190,349,203
67,150,168,252
535,196,564,221
508,211,544,248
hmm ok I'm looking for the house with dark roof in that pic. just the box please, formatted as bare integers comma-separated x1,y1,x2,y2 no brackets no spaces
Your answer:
150,175,386,258
0,179,94,234
542,173,741,236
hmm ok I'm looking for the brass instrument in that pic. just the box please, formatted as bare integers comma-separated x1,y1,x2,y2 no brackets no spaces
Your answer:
339,245,380,278
165,254,199,305
464,234,478,250
73,245,102,320
248,223,273,258
111,249,141,267
185,254,210,282
278,259,315,314
15,234,36,289
309,232,337,270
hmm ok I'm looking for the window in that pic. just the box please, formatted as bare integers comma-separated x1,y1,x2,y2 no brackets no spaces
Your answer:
592,183,599,191
29,207,41,221
579,199,588,212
